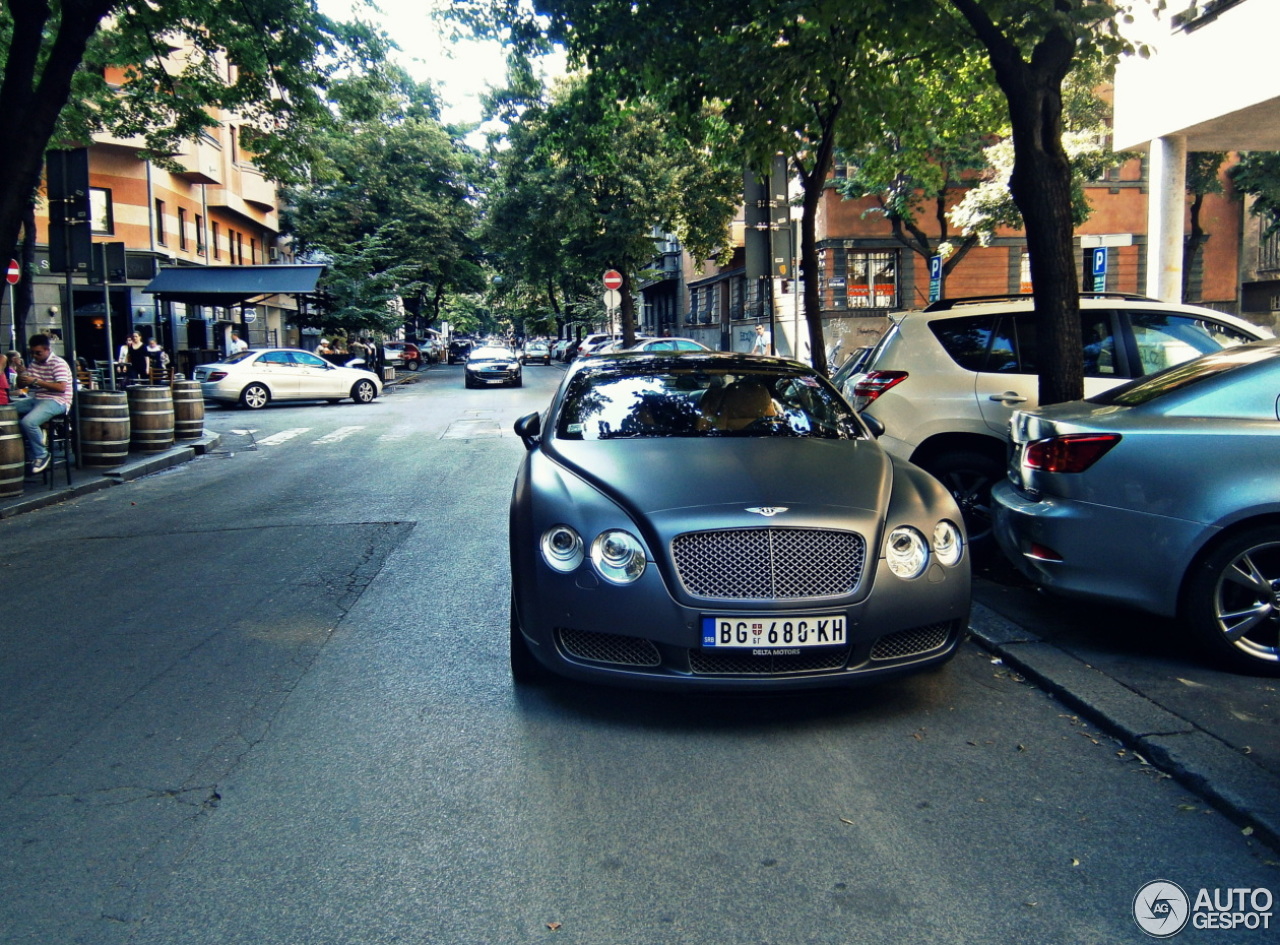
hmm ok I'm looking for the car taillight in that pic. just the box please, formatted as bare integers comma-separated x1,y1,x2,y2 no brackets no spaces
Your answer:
852,370,908,402
1023,434,1120,473
207,371,227,381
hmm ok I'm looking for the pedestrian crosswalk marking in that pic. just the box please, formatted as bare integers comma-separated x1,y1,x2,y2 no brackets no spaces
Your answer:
256,428,310,446
313,426,366,444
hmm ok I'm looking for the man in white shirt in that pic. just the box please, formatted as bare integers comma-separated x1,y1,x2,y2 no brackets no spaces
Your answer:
751,324,772,355
227,331,248,357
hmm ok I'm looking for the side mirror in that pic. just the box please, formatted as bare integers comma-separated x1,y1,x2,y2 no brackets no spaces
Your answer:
514,412,541,450
859,412,885,438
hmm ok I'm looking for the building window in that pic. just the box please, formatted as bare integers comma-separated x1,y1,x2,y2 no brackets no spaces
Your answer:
1259,223,1280,273
251,237,258,265
228,125,238,165
178,207,188,250
212,221,220,260
90,188,114,235
195,214,206,255
236,231,244,265
154,198,166,245
844,250,899,309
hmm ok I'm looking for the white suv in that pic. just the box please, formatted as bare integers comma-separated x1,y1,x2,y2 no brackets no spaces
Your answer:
852,293,1270,548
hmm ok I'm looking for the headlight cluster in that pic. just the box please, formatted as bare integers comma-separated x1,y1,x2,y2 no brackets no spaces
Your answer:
540,525,647,584
884,521,964,578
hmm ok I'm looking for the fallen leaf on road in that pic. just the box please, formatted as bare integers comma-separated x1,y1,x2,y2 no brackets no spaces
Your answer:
546,921,562,931
839,817,855,825
1242,826,1255,837
1070,858,1080,867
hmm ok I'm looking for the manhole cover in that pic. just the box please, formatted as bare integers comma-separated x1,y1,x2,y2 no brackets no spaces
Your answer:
442,418,504,439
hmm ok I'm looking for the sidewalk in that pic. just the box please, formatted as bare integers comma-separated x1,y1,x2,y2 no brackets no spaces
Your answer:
969,574,1280,854
0,432,220,520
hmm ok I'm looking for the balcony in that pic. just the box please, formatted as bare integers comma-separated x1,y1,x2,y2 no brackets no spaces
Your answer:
239,166,276,212
172,135,224,185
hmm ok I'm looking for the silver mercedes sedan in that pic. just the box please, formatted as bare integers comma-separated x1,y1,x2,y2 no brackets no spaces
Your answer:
992,340,1280,675
195,348,382,409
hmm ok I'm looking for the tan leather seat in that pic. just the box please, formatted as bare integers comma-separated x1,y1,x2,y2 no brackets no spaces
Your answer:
703,381,777,431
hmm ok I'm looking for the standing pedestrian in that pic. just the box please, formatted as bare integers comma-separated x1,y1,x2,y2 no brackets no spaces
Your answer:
118,332,145,384
751,324,771,355
227,331,248,357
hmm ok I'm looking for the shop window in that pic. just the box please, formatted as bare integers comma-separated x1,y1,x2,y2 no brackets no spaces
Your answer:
845,250,898,309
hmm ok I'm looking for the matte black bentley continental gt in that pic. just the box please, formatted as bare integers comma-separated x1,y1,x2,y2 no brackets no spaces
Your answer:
509,352,971,691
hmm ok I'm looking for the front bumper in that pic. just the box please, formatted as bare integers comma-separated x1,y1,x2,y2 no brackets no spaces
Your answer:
513,563,969,692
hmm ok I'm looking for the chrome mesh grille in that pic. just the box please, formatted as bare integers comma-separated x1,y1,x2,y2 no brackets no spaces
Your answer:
869,623,953,661
558,627,662,667
671,528,865,600
688,646,850,676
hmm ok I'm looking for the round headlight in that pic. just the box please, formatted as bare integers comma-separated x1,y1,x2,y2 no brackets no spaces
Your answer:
540,525,584,572
590,530,647,584
885,526,928,579
932,520,964,567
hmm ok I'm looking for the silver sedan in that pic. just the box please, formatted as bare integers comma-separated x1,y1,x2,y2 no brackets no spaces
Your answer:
194,348,382,409
992,341,1280,675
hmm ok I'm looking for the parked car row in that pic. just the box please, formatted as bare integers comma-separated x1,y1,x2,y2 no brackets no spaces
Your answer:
509,294,1277,686
842,292,1277,676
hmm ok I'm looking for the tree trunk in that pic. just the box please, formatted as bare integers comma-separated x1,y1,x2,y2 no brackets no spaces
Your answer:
1183,193,1207,301
0,1,117,261
619,269,636,347
16,204,37,344
950,0,1082,405
796,99,840,375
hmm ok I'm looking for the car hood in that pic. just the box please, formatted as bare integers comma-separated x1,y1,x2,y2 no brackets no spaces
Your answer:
545,437,890,524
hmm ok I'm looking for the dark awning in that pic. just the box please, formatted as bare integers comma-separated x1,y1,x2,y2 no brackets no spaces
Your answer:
143,264,325,306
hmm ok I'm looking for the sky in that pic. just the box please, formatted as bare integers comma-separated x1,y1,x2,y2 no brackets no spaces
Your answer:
317,0,562,127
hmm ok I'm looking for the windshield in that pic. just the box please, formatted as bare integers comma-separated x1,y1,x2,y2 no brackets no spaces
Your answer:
556,366,864,440
470,347,515,360
1089,344,1280,406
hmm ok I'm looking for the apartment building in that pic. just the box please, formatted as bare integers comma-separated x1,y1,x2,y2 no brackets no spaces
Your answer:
26,56,318,378
1115,0,1280,329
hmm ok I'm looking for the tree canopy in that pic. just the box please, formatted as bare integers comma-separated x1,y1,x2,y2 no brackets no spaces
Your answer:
282,69,486,338
0,0,385,268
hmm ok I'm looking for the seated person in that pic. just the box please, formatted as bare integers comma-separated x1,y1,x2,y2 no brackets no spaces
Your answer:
13,333,72,474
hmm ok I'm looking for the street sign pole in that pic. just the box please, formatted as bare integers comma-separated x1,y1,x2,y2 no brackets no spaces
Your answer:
5,259,17,349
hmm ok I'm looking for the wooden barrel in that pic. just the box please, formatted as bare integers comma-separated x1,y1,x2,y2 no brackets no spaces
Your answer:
127,385,174,453
172,380,205,440
0,406,23,497
79,390,131,468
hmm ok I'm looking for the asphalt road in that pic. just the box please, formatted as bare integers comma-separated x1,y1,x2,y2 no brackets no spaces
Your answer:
1,363,1275,944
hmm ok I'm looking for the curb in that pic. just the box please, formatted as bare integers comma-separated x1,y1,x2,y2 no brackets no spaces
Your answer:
968,602,1280,853
0,432,219,520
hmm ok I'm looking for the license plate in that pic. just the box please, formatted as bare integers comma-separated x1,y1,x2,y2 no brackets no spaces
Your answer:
701,615,846,650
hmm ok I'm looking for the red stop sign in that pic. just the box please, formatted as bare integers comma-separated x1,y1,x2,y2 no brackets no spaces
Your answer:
5,259,19,285
603,269,623,290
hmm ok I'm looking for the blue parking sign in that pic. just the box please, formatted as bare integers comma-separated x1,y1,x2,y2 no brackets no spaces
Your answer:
1091,247,1107,291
